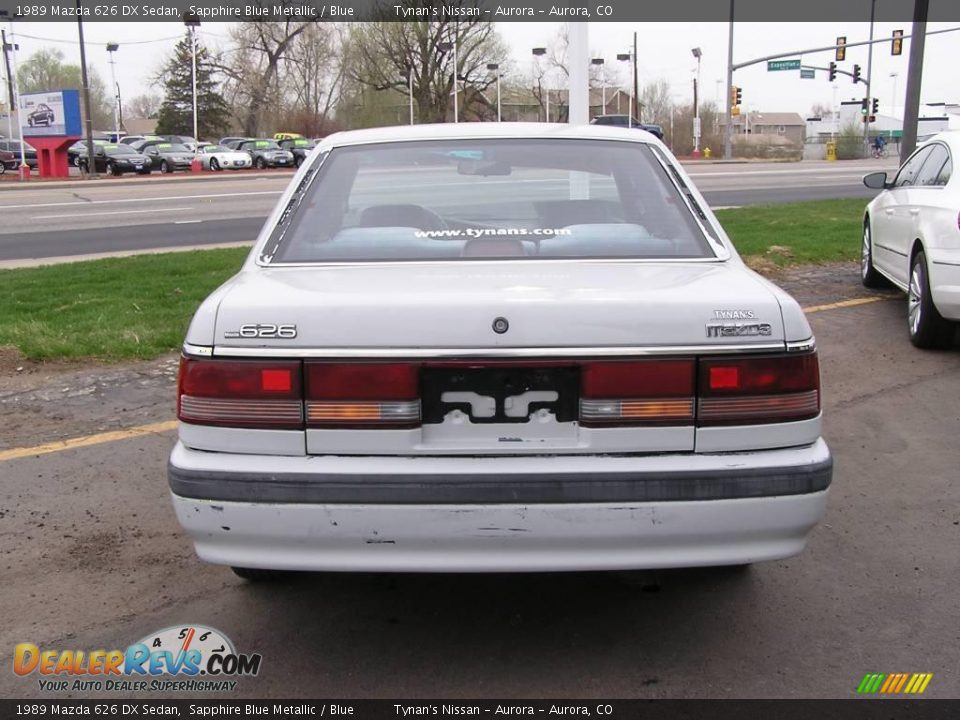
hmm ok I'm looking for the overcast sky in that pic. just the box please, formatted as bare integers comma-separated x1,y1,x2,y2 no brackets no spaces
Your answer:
4,20,958,119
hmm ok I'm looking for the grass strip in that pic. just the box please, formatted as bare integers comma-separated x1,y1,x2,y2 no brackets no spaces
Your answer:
0,199,866,361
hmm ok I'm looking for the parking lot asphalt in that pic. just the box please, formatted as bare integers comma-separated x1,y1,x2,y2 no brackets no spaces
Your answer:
2,263,958,700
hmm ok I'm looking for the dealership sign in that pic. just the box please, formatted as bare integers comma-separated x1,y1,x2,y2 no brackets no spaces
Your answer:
19,90,82,138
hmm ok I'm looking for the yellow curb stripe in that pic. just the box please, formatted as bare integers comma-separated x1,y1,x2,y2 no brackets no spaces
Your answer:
0,420,178,463
904,674,919,693
803,296,887,314
917,673,933,694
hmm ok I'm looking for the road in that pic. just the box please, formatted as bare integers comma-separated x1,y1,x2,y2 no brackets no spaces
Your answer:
0,160,894,263
1,264,958,699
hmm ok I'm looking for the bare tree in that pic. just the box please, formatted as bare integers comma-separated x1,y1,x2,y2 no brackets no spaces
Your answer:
345,9,509,123
217,19,315,135
128,93,162,119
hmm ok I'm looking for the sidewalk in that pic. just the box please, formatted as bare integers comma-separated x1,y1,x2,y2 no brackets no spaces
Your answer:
0,168,294,191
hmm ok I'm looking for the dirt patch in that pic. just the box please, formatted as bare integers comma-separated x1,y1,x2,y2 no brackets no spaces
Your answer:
0,345,27,375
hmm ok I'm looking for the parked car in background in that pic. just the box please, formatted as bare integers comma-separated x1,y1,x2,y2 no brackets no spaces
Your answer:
27,103,55,127
279,137,315,167
236,138,295,169
136,140,194,173
861,132,959,348
0,148,16,173
68,139,108,166
76,143,152,175
0,139,38,169
170,123,831,579
197,143,252,171
219,136,249,148
120,135,160,147
157,135,199,152
590,114,665,140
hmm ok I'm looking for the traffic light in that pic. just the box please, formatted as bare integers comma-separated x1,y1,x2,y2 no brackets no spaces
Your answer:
871,98,879,114
860,98,869,115
828,62,837,82
836,36,847,61
730,85,742,107
852,64,861,83
892,29,904,56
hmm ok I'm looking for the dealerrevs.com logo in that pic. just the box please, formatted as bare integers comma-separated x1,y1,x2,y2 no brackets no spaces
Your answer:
14,625,261,693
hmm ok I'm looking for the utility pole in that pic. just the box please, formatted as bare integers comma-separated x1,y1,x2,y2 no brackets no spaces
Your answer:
900,0,928,163
724,0,735,159
76,0,97,177
863,0,876,157
1,27,15,144
632,32,639,122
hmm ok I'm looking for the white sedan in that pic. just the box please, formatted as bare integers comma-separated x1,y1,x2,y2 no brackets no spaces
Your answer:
862,132,958,348
169,123,831,579
196,144,252,171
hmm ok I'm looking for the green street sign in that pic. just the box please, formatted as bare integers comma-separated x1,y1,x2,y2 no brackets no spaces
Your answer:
800,68,816,79
768,59,802,71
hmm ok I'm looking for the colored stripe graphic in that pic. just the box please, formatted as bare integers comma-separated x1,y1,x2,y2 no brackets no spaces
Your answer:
857,672,932,694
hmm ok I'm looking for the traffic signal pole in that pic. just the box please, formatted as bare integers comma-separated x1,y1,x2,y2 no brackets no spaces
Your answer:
724,0,734,159
864,0,876,156
900,0,928,164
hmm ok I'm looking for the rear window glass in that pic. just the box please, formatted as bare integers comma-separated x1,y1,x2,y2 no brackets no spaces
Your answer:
269,139,715,264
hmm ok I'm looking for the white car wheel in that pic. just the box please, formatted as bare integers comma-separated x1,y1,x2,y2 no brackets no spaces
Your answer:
908,250,955,349
860,220,888,288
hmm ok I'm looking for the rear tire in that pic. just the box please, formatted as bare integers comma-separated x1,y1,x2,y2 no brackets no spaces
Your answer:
255,157,266,170
860,220,889,288
295,155,304,168
908,249,955,349
231,567,285,582
160,160,170,174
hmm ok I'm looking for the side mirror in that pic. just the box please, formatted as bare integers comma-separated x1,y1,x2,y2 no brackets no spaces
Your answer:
863,171,889,190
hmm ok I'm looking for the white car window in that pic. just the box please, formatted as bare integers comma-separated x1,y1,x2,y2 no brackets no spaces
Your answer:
936,157,952,186
270,139,715,264
914,144,950,187
893,146,933,188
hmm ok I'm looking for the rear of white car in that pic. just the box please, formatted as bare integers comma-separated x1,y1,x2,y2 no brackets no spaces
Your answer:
168,124,831,575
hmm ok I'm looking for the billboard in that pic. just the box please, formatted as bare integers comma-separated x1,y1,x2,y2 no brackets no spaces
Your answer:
19,90,82,138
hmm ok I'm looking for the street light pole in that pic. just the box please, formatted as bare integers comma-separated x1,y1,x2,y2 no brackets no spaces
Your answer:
106,43,119,141
724,0,735,159
0,14,15,150
532,47,547,122
75,0,97,178
692,47,702,157
183,13,200,141
400,68,414,125
889,71,899,118
592,58,605,116
487,63,500,122
5,17,25,171
616,52,632,127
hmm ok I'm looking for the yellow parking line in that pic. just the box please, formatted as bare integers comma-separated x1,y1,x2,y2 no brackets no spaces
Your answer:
803,296,888,314
0,420,177,463
0,295,893,462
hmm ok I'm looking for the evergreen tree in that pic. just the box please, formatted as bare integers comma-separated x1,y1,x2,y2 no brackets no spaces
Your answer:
155,34,230,140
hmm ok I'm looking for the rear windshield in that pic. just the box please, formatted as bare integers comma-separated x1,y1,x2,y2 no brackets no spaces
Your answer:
269,139,715,264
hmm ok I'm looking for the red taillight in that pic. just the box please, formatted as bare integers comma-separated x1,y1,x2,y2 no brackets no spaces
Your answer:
698,353,820,426
304,362,420,427
580,359,696,425
177,357,303,428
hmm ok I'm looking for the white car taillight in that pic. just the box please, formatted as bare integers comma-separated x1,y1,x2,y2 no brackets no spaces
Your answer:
305,362,420,428
579,360,695,425
697,353,820,426
177,358,303,429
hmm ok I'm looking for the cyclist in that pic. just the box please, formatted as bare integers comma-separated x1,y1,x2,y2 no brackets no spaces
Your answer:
873,135,887,158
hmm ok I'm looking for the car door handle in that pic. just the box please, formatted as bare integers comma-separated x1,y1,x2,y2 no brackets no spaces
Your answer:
884,209,895,215
910,208,920,216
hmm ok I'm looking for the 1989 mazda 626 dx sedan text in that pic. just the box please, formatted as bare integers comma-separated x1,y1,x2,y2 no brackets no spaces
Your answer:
168,123,832,579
